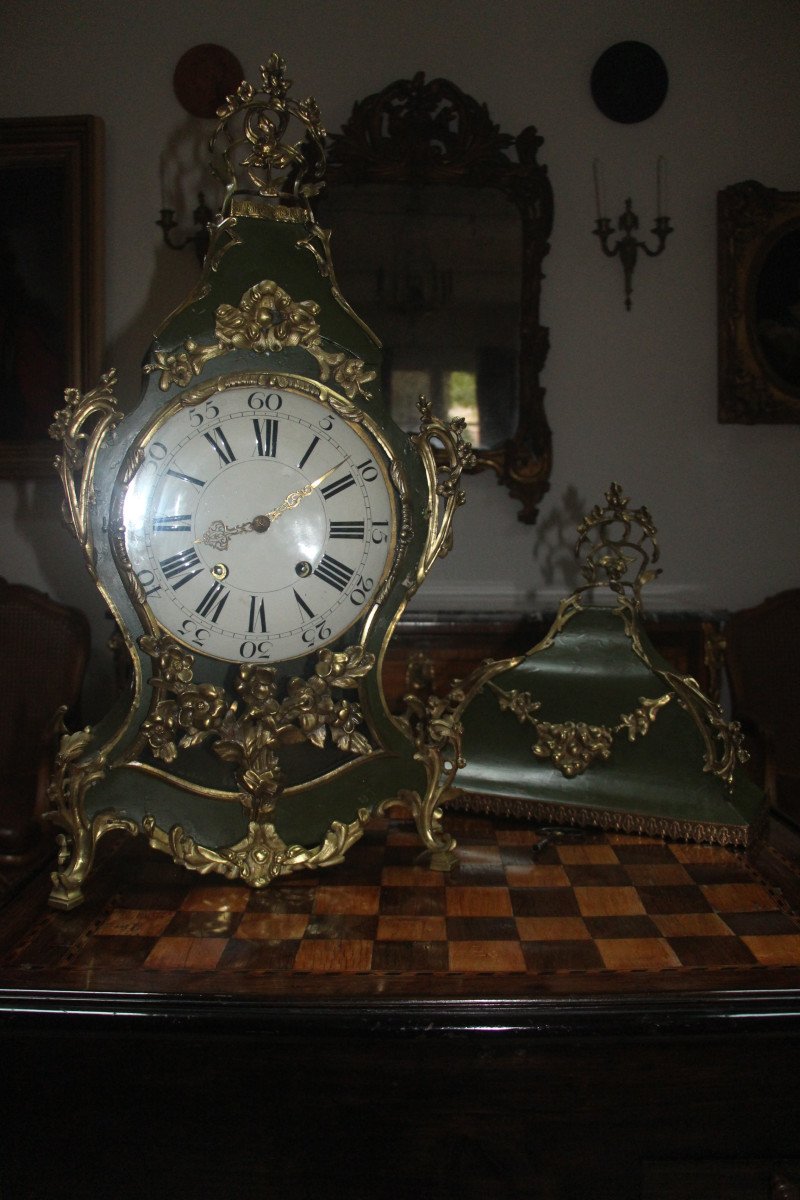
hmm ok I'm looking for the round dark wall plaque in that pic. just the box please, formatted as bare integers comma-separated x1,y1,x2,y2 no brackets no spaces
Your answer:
591,41,668,124
173,44,244,119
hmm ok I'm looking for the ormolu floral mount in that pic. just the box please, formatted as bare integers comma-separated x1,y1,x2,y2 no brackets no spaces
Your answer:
46,54,473,908
441,483,765,847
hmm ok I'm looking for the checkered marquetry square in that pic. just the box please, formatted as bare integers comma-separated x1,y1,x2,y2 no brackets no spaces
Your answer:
6,816,800,980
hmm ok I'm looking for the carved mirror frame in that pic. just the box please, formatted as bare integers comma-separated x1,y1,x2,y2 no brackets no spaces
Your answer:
323,73,554,523
718,179,800,424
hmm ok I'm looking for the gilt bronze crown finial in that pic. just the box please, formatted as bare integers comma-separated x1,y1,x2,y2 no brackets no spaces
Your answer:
210,52,327,215
575,481,661,605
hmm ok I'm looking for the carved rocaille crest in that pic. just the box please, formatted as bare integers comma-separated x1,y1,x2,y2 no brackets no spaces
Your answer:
139,636,375,811
145,279,376,399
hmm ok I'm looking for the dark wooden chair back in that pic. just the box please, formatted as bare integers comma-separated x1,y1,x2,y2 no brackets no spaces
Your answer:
0,578,90,858
725,588,800,828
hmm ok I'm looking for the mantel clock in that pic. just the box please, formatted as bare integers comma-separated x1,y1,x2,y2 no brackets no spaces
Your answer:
48,55,472,908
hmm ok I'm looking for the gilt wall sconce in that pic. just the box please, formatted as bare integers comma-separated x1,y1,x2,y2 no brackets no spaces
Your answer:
156,190,215,264
155,44,242,265
592,158,673,310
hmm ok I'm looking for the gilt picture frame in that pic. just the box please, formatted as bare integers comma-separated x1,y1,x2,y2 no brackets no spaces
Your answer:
718,179,800,424
0,116,104,477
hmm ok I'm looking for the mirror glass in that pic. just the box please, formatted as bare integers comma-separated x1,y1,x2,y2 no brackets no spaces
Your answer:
319,183,520,448
319,73,553,521
754,226,800,392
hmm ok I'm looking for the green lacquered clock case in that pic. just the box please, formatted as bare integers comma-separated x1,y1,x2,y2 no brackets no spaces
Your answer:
46,56,472,907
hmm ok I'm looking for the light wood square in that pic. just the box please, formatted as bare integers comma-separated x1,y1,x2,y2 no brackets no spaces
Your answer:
574,886,646,917
144,937,226,971
515,916,591,941
597,938,680,970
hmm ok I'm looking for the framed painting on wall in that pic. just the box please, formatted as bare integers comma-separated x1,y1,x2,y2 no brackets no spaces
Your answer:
718,179,800,424
0,116,104,477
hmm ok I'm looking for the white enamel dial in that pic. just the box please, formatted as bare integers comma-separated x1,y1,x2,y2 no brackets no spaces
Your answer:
122,381,397,663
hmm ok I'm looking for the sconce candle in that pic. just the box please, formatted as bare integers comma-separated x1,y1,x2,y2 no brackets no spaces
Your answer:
656,156,667,217
155,190,215,265
592,162,673,310
593,158,606,220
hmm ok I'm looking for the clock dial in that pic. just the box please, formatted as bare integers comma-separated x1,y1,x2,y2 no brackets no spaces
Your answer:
121,381,396,662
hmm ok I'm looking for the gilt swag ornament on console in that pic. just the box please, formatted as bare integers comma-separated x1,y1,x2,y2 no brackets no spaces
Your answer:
442,485,765,847
47,55,473,909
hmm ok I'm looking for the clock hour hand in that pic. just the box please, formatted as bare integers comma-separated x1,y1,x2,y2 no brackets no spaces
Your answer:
197,460,347,550
198,519,242,551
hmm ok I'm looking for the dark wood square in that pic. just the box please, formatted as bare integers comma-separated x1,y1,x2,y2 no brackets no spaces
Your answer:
564,864,633,886
446,917,519,941
682,862,754,884
303,914,378,940
217,939,300,971
378,885,447,916
721,910,800,937
521,939,605,971
612,844,679,864
450,857,508,886
163,910,243,938
371,941,449,971
668,936,759,967
498,845,542,868
583,915,662,939
114,884,192,910
638,885,714,915
62,934,159,970
246,885,316,914
510,887,581,917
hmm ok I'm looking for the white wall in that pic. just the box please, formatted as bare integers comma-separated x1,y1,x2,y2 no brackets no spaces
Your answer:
2,0,799,716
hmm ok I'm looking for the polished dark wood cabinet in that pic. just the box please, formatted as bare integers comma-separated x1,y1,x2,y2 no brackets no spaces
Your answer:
4,1007,800,1199
2,812,799,1200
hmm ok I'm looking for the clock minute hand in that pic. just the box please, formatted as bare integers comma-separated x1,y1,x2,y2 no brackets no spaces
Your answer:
264,459,346,522
197,460,347,550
